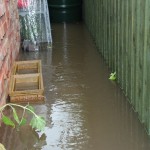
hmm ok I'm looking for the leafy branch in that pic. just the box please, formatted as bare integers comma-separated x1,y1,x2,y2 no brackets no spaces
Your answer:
0,103,46,131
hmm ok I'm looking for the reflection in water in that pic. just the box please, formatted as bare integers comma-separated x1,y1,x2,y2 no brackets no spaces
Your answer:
42,48,90,149
19,126,47,149
43,98,89,149
0,125,47,150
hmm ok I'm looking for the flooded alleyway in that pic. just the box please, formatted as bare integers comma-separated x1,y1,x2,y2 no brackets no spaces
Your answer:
0,23,150,150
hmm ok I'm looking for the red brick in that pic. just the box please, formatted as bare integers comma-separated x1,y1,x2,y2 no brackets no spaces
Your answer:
1,38,8,57
0,71,4,98
0,5,3,17
3,55,9,78
0,60,3,70
3,20,7,33
0,2,5,17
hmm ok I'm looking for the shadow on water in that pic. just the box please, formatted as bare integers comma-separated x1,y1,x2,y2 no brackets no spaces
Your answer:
0,23,150,150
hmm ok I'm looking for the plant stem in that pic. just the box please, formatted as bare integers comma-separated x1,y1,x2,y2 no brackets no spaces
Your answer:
0,103,38,118
19,107,26,126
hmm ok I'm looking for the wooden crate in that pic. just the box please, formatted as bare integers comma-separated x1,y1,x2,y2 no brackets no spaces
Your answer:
12,60,42,75
9,73,44,103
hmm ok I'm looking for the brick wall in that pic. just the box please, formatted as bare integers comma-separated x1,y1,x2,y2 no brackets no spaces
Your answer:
0,0,20,106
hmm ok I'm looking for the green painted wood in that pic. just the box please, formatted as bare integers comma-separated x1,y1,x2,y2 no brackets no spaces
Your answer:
144,0,150,135
133,0,139,112
83,0,150,135
126,0,132,102
130,0,136,106
118,0,122,84
120,0,124,89
116,0,119,83
108,0,111,68
124,0,129,96
122,0,127,93
142,0,148,127
137,0,146,122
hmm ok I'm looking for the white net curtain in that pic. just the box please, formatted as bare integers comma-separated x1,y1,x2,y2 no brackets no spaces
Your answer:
18,0,52,51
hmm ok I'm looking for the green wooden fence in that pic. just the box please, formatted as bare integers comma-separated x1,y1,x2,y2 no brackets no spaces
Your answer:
83,0,150,135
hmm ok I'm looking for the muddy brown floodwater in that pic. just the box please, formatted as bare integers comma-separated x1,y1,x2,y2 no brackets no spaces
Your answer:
0,23,150,150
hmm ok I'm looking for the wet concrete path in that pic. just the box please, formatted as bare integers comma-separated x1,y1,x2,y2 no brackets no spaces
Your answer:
1,23,150,149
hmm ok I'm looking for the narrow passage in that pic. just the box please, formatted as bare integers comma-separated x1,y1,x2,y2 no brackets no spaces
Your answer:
0,23,150,150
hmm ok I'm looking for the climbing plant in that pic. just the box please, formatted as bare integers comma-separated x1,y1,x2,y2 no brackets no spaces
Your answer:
0,103,46,131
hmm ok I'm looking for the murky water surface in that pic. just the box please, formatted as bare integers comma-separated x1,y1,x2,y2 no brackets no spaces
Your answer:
0,23,150,150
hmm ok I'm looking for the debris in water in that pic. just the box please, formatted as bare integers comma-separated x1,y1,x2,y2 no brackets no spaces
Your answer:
109,72,116,81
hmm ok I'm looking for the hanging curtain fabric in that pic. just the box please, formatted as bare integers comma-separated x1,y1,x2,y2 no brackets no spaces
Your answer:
18,0,29,8
18,0,52,51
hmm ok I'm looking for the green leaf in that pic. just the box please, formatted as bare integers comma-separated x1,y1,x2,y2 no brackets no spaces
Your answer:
30,116,46,131
109,72,116,81
0,143,6,150
30,117,36,128
27,105,35,114
13,108,20,124
19,118,27,126
2,115,15,128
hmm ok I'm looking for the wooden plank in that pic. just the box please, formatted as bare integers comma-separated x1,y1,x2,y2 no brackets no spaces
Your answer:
130,0,136,109
117,0,121,84
144,0,150,135
114,0,117,72
115,0,119,79
10,95,45,103
124,0,129,95
108,0,111,68
101,0,104,56
12,60,42,75
136,0,146,122
122,0,127,93
126,0,132,102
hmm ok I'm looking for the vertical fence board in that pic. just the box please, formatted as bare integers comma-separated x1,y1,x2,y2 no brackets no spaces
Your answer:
130,0,136,110
125,0,129,95
108,0,111,68
142,0,148,127
121,0,125,90
137,0,146,122
126,0,132,102
105,0,108,63
116,0,119,82
144,0,150,135
110,0,115,71
114,0,117,72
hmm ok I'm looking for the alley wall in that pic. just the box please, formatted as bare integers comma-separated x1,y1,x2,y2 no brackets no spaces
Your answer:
0,0,20,106
83,0,150,134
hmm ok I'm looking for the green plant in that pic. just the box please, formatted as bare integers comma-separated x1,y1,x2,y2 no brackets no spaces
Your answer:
0,103,46,131
109,72,116,81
